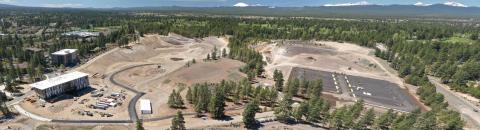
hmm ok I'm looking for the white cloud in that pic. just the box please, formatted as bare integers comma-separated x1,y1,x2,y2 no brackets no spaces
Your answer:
234,2,248,7
42,3,83,8
0,0,14,3
414,2,432,6
324,1,371,7
443,1,467,7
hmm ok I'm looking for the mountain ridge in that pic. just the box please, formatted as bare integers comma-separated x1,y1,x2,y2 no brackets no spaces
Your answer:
1,3,480,18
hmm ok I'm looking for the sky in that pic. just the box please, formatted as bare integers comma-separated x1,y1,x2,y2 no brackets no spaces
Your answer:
0,0,479,8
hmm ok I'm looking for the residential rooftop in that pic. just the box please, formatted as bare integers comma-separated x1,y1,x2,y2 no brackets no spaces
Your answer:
31,71,89,90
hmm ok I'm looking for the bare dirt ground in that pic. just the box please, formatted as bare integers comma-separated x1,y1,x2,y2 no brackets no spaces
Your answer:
73,33,241,123
261,41,402,86
16,33,229,122
259,40,422,112
137,58,246,120
168,59,245,85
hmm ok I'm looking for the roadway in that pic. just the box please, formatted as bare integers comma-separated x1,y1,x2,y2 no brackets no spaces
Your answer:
108,63,155,122
428,77,480,129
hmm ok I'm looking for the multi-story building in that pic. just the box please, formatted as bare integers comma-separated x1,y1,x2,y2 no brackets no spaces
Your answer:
31,71,89,99
51,49,78,67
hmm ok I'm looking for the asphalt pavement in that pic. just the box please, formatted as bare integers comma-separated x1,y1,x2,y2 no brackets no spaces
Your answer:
429,77,480,129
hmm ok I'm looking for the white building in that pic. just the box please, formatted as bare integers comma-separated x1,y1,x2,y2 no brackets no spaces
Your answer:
140,99,152,114
31,71,89,99
51,49,78,66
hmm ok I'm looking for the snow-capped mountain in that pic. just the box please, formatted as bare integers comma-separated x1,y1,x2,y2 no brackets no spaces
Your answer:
443,1,467,7
233,2,249,7
414,2,432,6
324,1,371,7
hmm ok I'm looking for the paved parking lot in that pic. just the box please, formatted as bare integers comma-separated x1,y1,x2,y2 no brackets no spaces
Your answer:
289,67,338,93
289,67,418,112
347,75,417,112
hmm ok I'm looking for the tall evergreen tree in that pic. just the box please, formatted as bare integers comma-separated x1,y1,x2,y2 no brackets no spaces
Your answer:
275,94,293,123
209,85,226,119
136,120,144,130
243,102,259,129
171,111,186,130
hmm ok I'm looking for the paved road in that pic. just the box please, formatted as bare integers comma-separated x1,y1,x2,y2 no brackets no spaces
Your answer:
108,64,155,122
429,77,480,128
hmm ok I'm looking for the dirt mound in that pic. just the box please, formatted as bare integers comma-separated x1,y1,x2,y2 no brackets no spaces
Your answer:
80,34,227,75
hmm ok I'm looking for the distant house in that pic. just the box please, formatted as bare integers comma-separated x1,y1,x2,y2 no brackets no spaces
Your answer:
51,49,78,67
62,31,99,38
140,99,152,114
31,71,89,99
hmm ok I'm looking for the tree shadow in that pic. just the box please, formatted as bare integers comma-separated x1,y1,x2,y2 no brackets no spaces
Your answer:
246,122,265,130
216,115,234,121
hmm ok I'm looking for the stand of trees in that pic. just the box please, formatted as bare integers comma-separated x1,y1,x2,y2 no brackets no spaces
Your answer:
186,79,278,118
0,10,474,128
168,89,185,109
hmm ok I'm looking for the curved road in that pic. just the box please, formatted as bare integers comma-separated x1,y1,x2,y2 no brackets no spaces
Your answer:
23,63,248,124
108,63,155,122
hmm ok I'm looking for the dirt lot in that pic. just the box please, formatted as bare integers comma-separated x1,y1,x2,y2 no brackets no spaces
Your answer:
261,41,402,87
137,58,246,120
19,33,229,121
260,40,419,112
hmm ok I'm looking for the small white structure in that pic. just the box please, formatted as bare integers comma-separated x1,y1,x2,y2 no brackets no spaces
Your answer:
31,71,89,99
140,99,152,114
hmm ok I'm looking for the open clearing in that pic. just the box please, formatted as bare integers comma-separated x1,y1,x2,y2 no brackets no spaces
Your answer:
137,58,246,120
261,40,419,112
18,33,230,121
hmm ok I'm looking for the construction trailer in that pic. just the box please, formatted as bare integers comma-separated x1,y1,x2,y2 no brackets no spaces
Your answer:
31,71,90,99
51,49,78,67
140,99,152,114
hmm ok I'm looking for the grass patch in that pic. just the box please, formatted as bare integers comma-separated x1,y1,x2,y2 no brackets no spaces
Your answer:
443,35,475,44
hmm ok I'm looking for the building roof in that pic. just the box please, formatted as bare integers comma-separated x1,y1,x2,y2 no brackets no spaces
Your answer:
52,49,77,55
31,71,88,90
140,99,152,111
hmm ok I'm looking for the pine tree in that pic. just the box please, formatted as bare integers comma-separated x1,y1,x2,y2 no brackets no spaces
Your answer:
354,108,375,130
209,86,226,119
222,48,227,58
171,111,186,130
274,69,284,92
373,109,397,130
186,87,193,103
275,94,293,123
308,79,323,98
293,102,308,122
136,120,144,130
0,91,11,116
212,46,217,60
243,102,259,129
168,90,177,108
175,90,185,108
